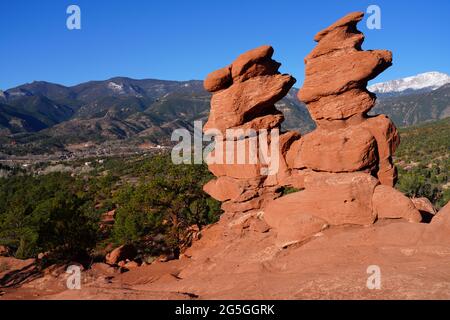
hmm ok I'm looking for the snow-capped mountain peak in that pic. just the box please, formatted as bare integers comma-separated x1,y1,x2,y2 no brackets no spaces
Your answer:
368,71,450,94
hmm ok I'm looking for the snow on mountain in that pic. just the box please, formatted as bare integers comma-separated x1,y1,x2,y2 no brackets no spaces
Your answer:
108,81,126,94
107,81,143,97
368,71,450,94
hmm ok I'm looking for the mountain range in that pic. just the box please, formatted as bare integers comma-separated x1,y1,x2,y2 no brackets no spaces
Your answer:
0,72,449,155
368,71,450,97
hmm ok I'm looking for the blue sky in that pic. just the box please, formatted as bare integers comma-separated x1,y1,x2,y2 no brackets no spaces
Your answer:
1,0,449,90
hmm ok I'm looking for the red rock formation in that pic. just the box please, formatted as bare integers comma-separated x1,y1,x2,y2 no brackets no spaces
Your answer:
298,12,392,121
411,197,436,216
372,185,422,222
203,45,299,217
262,12,424,246
203,12,439,249
294,11,397,185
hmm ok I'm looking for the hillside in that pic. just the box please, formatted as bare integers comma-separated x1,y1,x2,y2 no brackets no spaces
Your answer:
371,83,450,126
1,75,450,157
394,117,450,208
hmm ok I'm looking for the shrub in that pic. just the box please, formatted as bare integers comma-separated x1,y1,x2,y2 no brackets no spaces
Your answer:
112,155,221,256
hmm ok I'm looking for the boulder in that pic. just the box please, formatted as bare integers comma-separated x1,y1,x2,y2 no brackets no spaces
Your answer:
205,134,261,178
309,12,365,58
411,197,436,215
430,202,450,226
231,113,284,132
90,263,119,275
264,131,302,187
421,202,450,245
264,210,328,248
203,176,245,202
299,50,392,105
221,190,279,214
204,65,232,92
298,11,392,120
361,115,400,186
231,45,279,82
0,245,10,257
123,261,140,269
304,89,376,121
277,168,308,190
106,244,137,265
295,125,377,172
204,74,295,133
372,185,422,222
206,130,293,179
265,172,379,226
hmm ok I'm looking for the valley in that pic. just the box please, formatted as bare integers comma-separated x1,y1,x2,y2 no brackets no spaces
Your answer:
1,72,449,159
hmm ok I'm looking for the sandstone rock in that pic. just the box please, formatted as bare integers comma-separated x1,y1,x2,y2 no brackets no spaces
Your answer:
372,185,422,223
421,202,450,245
101,209,116,228
203,176,245,202
310,12,365,57
278,169,308,190
203,45,298,223
304,171,379,225
314,113,366,131
295,125,377,172
202,13,414,250
204,65,232,92
234,189,260,202
431,202,450,224
299,50,392,111
205,133,261,178
376,165,398,188
264,210,328,248
265,172,379,226
304,89,376,121
206,130,292,179
314,11,364,39
221,186,282,215
204,74,295,133
0,245,9,257
231,45,280,82
221,196,265,214
264,131,302,187
285,138,303,169
106,244,137,265
298,11,392,120
278,131,302,156
231,113,284,132
242,216,271,233
411,197,436,216
90,263,118,275
361,115,400,186
207,163,262,180
362,115,400,158
123,261,140,269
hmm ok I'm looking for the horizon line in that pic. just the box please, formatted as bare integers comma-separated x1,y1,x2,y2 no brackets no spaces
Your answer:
1,70,449,92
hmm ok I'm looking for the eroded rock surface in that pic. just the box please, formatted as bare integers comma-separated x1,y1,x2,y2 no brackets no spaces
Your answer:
203,45,300,218
261,12,427,246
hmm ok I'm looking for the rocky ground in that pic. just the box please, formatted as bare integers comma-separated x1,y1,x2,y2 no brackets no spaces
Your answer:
1,203,449,300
